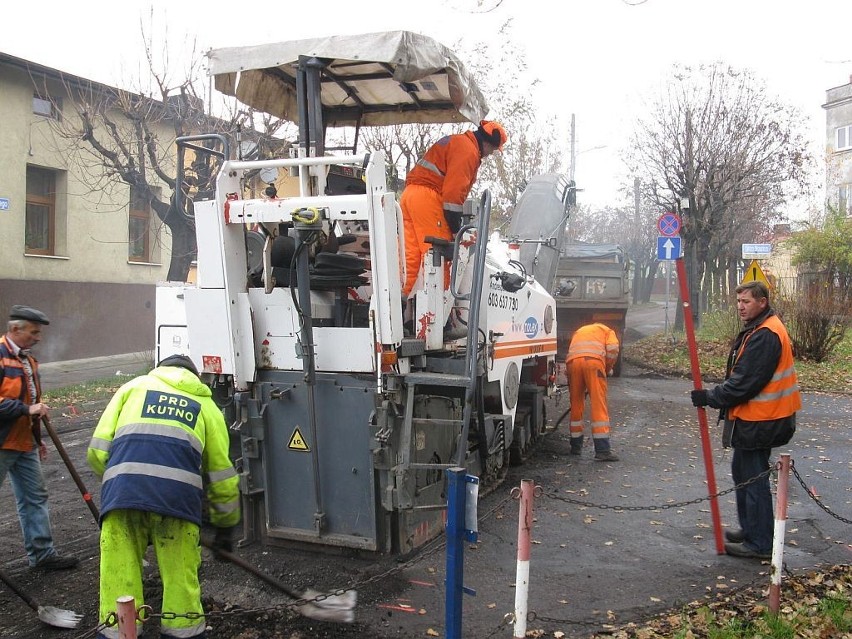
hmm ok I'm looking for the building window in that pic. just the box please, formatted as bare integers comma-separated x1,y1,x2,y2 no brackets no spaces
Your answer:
25,166,56,254
32,94,61,120
128,185,152,262
836,124,852,151
840,184,850,215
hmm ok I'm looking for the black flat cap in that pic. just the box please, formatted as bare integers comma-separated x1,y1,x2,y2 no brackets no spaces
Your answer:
9,305,50,325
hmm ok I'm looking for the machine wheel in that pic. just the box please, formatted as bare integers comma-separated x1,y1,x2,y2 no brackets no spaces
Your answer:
509,410,531,466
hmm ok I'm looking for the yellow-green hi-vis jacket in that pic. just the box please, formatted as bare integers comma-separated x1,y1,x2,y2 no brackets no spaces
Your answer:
87,365,240,528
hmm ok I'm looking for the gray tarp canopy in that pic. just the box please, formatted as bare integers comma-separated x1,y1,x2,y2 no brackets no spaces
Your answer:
208,30,489,127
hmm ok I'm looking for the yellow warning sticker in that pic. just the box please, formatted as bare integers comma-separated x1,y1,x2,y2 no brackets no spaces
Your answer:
287,427,310,452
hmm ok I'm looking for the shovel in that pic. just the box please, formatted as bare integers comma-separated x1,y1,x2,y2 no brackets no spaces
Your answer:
200,540,356,623
0,566,84,628
41,415,101,522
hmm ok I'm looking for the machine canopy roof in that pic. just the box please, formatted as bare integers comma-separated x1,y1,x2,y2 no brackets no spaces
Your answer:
208,30,490,127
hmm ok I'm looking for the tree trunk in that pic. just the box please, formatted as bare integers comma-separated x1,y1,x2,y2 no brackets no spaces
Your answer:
152,197,197,282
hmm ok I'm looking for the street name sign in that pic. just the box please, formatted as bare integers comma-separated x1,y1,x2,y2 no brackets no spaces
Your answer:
742,243,771,260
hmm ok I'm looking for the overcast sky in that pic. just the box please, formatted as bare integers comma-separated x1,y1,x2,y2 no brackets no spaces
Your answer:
5,0,852,214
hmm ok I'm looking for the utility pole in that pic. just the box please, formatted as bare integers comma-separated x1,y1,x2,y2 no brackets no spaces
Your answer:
569,113,576,183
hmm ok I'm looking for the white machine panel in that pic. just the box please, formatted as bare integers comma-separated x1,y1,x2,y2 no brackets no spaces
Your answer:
184,287,237,376
249,288,374,372
155,283,190,363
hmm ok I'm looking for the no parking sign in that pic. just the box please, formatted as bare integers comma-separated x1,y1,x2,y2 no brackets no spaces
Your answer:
657,212,681,237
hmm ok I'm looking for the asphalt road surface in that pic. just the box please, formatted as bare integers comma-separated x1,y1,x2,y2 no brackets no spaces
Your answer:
2,302,849,638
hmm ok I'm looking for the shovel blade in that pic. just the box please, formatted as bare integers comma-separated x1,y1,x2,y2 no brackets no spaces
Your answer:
297,589,357,623
38,605,83,629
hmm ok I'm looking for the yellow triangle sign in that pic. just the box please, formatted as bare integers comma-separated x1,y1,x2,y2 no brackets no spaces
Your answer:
740,259,773,290
287,427,310,452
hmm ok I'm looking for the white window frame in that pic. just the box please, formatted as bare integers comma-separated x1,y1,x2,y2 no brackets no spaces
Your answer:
32,94,62,120
836,124,852,151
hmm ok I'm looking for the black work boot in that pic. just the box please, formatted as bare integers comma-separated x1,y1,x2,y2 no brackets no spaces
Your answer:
569,436,583,455
594,438,619,462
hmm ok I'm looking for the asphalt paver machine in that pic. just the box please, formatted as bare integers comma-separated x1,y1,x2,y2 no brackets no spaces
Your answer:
156,31,558,553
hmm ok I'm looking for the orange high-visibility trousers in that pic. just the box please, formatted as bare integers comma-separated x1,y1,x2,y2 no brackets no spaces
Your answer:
567,357,611,446
400,184,452,297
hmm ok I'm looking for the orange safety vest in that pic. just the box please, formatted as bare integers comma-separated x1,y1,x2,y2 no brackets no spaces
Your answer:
0,335,40,451
728,315,801,421
565,323,619,369
405,131,482,214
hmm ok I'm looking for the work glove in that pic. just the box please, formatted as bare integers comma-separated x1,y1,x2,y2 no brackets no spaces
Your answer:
212,525,236,555
444,209,462,235
690,389,709,407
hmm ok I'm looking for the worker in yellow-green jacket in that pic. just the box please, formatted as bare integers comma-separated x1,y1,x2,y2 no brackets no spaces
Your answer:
87,355,240,639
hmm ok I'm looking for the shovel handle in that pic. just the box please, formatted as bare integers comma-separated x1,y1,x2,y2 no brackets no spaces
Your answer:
199,539,304,600
0,566,39,612
41,415,101,523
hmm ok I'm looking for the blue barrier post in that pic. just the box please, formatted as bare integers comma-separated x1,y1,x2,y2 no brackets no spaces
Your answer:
445,467,479,639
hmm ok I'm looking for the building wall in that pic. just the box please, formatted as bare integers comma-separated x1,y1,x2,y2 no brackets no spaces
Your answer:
824,77,852,212
0,280,155,361
0,56,174,362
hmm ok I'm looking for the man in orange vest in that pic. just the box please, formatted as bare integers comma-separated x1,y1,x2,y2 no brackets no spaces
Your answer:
0,305,79,570
691,281,800,560
400,120,507,297
565,323,620,462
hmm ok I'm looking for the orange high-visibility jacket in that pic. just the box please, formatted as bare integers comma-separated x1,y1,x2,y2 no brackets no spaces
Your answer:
565,323,619,372
728,314,801,421
405,131,483,215
0,335,40,452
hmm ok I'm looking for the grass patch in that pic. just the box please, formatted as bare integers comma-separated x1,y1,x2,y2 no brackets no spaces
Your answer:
42,373,140,406
625,330,852,394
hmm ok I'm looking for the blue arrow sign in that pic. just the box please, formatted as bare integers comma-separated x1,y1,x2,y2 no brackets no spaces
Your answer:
657,236,681,260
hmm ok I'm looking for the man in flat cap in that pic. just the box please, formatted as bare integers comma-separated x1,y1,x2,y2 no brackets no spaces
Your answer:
0,305,79,570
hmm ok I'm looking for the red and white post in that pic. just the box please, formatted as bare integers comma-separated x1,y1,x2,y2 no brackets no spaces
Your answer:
513,479,534,639
116,595,138,639
769,454,791,613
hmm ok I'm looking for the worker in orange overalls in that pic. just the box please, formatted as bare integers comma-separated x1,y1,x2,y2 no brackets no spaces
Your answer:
400,120,507,297
565,323,620,461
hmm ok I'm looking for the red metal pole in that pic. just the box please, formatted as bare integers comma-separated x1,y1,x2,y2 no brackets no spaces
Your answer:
675,258,724,554
513,479,534,639
769,454,791,613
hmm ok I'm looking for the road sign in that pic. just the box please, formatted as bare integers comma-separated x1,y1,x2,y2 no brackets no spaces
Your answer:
742,243,771,259
657,212,682,237
740,259,772,289
657,236,681,260
0,198,9,211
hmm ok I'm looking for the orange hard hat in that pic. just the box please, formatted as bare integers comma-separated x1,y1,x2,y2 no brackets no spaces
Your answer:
479,120,507,151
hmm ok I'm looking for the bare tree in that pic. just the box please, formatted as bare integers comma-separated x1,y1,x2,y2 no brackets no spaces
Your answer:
627,63,814,319
461,21,566,225
359,21,567,228
37,24,288,282
566,180,660,304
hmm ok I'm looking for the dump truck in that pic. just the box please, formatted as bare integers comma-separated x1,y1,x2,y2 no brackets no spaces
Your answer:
552,243,630,376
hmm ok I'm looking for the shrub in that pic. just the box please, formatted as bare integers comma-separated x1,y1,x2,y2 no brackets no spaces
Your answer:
775,286,852,362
